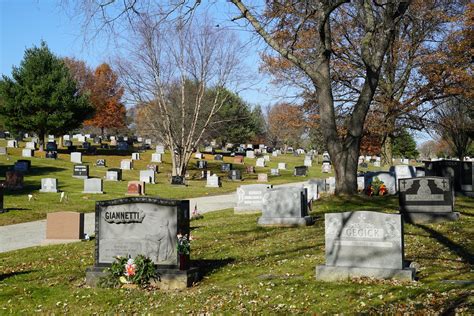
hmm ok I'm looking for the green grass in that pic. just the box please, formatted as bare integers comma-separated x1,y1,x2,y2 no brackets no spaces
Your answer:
0,195,472,314
0,139,388,226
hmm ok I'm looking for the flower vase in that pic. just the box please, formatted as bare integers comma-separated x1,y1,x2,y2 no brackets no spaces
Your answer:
179,253,190,270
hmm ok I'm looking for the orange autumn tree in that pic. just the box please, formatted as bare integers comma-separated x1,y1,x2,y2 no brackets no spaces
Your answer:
267,102,306,151
84,63,126,136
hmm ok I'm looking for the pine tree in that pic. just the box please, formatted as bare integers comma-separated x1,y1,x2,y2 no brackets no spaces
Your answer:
0,41,93,149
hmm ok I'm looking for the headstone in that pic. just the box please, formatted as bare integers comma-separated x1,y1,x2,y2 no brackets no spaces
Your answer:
221,163,232,172
194,153,203,159
25,141,36,149
0,147,6,155
100,143,109,149
150,153,162,163
214,154,223,161
316,211,415,281
85,197,194,288
40,178,58,193
105,169,121,181
94,137,102,144
294,166,308,176
246,166,255,174
271,168,280,176
96,159,106,167
233,156,244,164
257,173,268,182
145,138,152,145
425,160,473,194
22,149,34,158
63,135,71,141
322,162,331,173
374,161,381,167
83,178,103,194
64,140,73,147
272,151,278,157
327,177,336,194
263,155,270,162
228,169,242,181
206,174,221,188
364,172,396,195
110,139,117,146
278,162,287,170
45,151,58,159
399,177,459,223
71,152,82,164
5,171,24,190
246,150,255,159
121,159,133,170
393,165,415,190
256,158,265,168
156,145,165,154
132,153,140,160
322,152,330,163
235,184,273,214
196,160,207,169
82,142,91,149
140,170,156,184
171,176,185,185
7,140,17,148
147,164,158,172
127,181,145,195
357,176,365,192
14,160,30,173
308,178,327,194
117,141,128,151
73,165,89,179
258,187,312,227
415,167,425,177
46,212,84,240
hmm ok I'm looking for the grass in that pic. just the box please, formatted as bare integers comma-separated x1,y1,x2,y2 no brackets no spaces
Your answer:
0,139,386,226
0,195,472,314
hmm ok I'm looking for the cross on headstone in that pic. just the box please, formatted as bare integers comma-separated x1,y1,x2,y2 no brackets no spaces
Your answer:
441,179,448,189
401,180,407,189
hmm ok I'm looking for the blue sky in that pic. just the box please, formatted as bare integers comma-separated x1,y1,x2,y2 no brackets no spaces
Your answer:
0,0,278,108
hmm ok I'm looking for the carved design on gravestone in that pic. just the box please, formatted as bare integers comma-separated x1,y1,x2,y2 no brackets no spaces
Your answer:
237,188,245,203
401,178,446,202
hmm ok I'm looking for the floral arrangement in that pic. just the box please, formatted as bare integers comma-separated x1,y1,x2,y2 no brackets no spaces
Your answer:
177,234,191,255
191,204,203,220
98,255,157,288
366,177,387,196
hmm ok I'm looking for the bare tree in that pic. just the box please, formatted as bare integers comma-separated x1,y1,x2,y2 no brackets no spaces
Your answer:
117,15,242,177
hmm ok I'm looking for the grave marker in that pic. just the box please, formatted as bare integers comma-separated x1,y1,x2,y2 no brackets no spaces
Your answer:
234,184,272,214
73,165,89,179
40,178,58,193
83,178,104,194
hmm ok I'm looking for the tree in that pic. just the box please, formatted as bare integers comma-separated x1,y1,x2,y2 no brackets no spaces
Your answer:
72,1,410,194
83,63,126,136
120,16,243,176
0,41,93,149
392,129,419,159
267,102,306,150
205,89,263,146
430,96,473,161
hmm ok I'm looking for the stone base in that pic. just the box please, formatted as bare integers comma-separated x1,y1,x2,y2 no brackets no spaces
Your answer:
85,266,199,290
40,189,58,193
42,239,82,246
234,207,261,214
402,212,460,224
82,191,104,194
73,176,88,179
257,216,314,227
316,265,415,282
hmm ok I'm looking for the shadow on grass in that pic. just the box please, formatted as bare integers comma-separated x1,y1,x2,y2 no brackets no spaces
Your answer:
314,195,399,214
440,292,471,316
193,258,235,279
413,223,474,266
0,165,67,177
0,207,31,213
0,270,35,281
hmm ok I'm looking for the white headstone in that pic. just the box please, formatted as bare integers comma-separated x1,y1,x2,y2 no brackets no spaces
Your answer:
121,159,133,170
22,149,34,157
278,162,287,170
322,162,331,173
246,150,255,159
83,178,103,194
7,140,17,148
132,153,140,160
263,155,270,162
156,145,165,154
40,178,58,193
206,174,221,188
256,158,266,168
70,152,82,164
151,153,162,163
139,170,156,184
25,142,36,149
304,158,312,167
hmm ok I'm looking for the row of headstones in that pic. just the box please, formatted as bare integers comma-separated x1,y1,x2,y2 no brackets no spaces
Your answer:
70,152,163,165
39,177,153,195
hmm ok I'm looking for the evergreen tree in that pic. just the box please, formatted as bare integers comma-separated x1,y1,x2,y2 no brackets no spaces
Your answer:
0,41,93,149
392,129,419,159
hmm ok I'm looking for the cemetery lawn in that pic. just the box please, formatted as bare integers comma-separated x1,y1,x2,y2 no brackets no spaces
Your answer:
0,141,386,226
1,195,472,314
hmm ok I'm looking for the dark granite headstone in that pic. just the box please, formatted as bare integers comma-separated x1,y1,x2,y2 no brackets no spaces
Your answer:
117,141,129,151
46,142,57,151
424,160,473,193
73,165,89,179
14,160,31,173
171,176,185,185
196,160,207,169
64,140,73,147
100,143,110,149
221,163,232,172
214,154,223,161
46,151,58,159
5,171,24,190
294,166,308,177
228,169,242,181
399,177,459,223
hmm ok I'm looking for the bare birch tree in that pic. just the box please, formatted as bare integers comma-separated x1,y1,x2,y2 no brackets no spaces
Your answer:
117,16,242,177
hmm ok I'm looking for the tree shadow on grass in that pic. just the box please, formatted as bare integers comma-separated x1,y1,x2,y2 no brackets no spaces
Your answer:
440,292,472,316
413,223,474,266
0,270,35,281
0,207,31,213
193,258,235,279
0,165,67,177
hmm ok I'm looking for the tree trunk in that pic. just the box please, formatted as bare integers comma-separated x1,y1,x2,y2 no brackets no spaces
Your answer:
38,132,45,151
101,127,105,138
328,138,360,195
381,135,393,167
